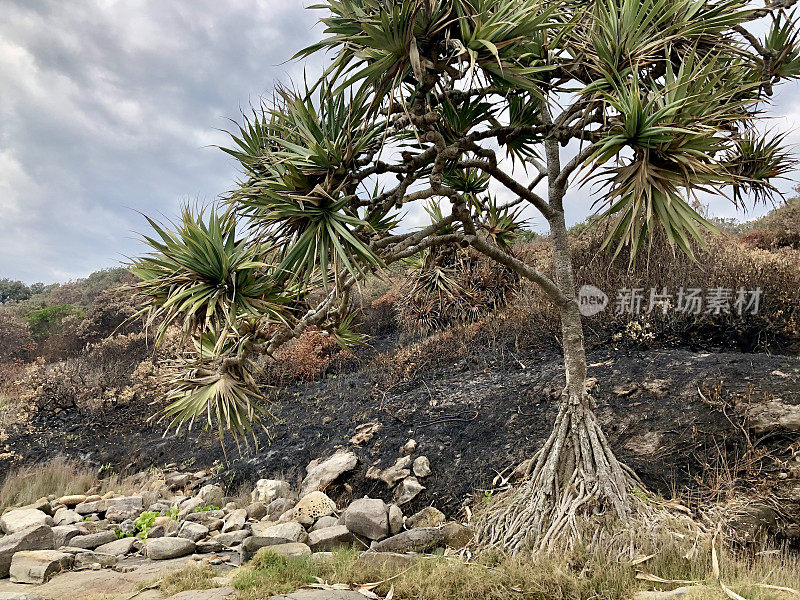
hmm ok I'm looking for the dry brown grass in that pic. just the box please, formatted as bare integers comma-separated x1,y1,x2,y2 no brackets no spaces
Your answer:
0,457,99,511
158,563,217,596
231,536,800,600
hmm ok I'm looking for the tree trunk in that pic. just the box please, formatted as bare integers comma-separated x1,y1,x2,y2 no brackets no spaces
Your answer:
476,156,636,554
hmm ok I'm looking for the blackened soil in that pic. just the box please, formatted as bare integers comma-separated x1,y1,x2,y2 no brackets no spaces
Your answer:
3,344,799,519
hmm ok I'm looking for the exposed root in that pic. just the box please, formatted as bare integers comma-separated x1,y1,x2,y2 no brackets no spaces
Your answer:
476,390,652,554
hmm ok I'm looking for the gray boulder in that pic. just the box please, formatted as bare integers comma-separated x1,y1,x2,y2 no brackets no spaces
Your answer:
9,550,73,584
266,498,295,520
53,508,80,526
95,536,139,556
252,479,292,505
406,506,445,529
222,508,247,533
307,526,354,552
207,529,250,548
0,509,51,535
342,498,389,540
300,451,358,497
394,477,425,505
0,525,55,577
240,536,295,562
145,537,196,560
73,550,118,569
178,521,209,542
51,525,84,548
69,530,117,549
105,497,144,523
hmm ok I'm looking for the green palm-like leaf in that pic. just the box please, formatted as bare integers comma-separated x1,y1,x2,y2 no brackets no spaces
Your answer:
130,206,295,348
223,84,386,287
587,53,760,261
160,332,269,445
725,131,796,206
762,11,800,81
299,0,558,99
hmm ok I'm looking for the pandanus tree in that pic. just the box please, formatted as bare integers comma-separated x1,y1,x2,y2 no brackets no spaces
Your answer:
132,0,800,551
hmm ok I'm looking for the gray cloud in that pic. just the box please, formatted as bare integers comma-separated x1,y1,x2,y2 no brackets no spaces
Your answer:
0,0,320,282
1,3,798,282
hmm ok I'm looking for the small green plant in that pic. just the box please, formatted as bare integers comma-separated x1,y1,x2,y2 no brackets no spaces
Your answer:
482,490,493,505
115,529,133,539
134,510,158,539
98,463,113,475
65,433,78,442
193,505,220,513
166,506,179,520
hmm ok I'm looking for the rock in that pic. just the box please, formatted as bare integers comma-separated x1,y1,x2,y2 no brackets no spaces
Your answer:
342,498,389,540
57,495,86,507
312,516,338,531
24,499,53,517
260,542,312,558
185,510,224,525
394,477,425,505
246,502,268,521
258,522,308,544
0,525,55,577
0,509,51,534
355,552,416,571
388,505,404,535
74,499,109,515
95,536,139,556
70,530,118,549
300,451,358,496
83,494,102,503
222,508,247,533
165,472,191,490
178,521,209,542
73,550,118,569
196,539,225,553
51,525,83,548
440,522,473,549
53,508,80,526
379,456,412,487
9,550,73,584
307,526,354,552
146,525,166,538
0,593,48,600
406,506,445,529
240,536,297,561
412,456,431,478
293,492,337,521
216,529,252,545
252,480,292,505
197,484,225,508
633,587,691,600
145,537,196,560
178,497,205,518
349,422,383,445
371,524,471,553
401,439,417,455
742,399,800,434
105,497,144,523
266,497,295,520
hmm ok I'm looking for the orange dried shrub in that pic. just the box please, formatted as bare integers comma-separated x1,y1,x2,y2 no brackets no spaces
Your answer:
266,329,351,383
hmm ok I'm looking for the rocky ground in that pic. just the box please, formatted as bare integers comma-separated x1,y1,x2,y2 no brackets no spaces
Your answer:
0,458,469,599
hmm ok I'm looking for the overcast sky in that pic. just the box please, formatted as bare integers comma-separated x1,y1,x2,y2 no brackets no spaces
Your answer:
1,1,798,284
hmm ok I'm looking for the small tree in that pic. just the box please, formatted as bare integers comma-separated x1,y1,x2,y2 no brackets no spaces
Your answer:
132,0,799,551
